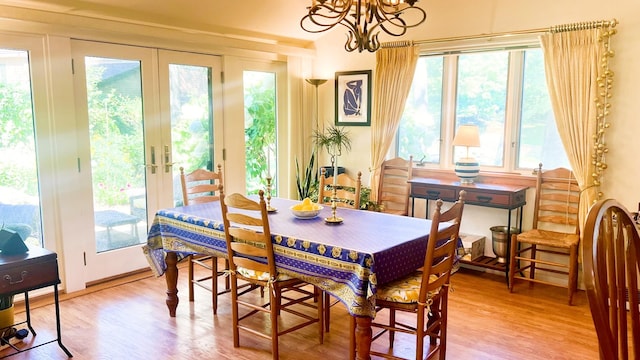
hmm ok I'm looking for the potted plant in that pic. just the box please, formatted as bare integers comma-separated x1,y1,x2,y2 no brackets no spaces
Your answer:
0,295,14,330
313,124,352,175
295,151,318,201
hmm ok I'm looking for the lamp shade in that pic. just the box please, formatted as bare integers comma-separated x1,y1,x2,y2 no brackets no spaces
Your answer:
452,125,480,147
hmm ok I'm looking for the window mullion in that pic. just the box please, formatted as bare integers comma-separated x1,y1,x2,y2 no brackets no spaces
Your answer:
504,51,525,172
441,54,458,170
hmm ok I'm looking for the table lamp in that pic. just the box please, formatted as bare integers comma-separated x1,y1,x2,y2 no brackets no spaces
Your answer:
452,124,481,183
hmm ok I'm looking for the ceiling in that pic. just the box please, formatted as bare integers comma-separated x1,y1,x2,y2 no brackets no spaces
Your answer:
3,0,319,47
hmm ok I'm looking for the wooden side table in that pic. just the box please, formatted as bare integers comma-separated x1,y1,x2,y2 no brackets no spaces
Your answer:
0,246,72,358
409,177,528,282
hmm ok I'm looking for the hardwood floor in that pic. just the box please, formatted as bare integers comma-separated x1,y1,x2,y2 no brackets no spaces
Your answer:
0,265,599,359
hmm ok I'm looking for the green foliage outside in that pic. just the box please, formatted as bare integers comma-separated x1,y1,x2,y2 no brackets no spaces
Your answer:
86,65,144,206
244,72,276,195
0,82,38,197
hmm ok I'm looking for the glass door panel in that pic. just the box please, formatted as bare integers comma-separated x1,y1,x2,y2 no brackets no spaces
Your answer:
84,56,147,252
0,48,43,248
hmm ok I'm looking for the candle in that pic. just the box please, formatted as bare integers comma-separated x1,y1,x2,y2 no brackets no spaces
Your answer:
266,147,271,176
333,155,338,187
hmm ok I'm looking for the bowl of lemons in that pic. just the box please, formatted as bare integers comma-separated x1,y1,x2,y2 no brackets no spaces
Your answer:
290,198,323,219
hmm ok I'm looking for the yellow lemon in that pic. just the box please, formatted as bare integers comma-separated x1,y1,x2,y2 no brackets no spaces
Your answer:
301,204,314,211
292,204,304,210
302,197,312,206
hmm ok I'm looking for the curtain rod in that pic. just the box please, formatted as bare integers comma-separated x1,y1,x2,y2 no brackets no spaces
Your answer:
407,18,618,46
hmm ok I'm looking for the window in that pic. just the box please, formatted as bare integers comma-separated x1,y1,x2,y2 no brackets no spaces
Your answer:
398,45,570,172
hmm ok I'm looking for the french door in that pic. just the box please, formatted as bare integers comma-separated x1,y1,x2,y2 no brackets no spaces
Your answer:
72,41,223,282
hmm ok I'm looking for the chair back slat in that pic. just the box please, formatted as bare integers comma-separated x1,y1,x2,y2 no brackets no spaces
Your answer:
180,164,223,206
234,257,270,274
419,192,465,301
583,199,640,360
227,213,263,227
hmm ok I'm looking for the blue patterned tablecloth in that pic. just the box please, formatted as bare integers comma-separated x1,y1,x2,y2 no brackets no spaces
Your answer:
143,197,436,317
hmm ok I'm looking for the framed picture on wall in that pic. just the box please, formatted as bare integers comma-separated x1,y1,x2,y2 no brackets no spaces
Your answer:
335,70,371,126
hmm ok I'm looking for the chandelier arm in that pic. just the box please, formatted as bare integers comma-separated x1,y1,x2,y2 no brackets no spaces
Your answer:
300,0,427,53
374,5,426,29
301,2,353,33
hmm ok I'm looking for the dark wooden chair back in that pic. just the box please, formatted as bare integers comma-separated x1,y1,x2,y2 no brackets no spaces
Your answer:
583,199,640,360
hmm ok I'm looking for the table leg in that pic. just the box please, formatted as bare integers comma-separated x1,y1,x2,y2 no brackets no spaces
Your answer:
165,251,179,317
354,316,372,360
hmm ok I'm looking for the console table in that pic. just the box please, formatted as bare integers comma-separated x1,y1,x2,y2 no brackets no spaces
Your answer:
409,178,528,277
0,246,72,358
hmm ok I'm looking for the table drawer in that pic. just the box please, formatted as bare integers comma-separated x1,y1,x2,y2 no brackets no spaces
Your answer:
0,259,59,294
464,190,511,207
412,186,457,201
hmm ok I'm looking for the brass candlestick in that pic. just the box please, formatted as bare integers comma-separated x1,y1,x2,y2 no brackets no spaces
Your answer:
266,176,277,212
324,186,343,224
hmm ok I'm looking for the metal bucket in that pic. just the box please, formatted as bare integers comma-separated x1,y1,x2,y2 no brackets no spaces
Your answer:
489,226,520,263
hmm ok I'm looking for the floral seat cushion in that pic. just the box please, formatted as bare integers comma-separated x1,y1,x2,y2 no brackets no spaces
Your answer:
236,267,292,282
376,271,440,303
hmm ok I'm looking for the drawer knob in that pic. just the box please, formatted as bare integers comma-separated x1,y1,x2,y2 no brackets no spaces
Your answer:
477,195,493,203
4,271,28,285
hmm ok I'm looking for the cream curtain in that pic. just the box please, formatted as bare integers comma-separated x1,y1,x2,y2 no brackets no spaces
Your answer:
369,44,419,201
540,29,608,230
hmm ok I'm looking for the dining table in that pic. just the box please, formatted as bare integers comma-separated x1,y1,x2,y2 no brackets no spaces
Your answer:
143,196,438,360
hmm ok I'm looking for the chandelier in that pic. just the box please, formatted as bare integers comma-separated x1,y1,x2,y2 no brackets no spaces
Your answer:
300,0,426,53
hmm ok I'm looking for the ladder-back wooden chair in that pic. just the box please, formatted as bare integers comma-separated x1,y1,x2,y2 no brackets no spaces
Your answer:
377,156,413,216
318,168,362,209
508,163,581,305
180,164,228,314
220,188,324,359
583,199,640,360
351,191,465,360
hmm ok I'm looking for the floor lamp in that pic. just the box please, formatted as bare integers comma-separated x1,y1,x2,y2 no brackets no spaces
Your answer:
305,78,327,180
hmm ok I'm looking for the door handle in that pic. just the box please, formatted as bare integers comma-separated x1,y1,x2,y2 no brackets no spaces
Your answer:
145,146,157,174
164,145,174,173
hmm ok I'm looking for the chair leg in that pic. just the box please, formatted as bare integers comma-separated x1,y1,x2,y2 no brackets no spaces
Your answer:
230,276,240,348
211,256,218,314
349,316,356,360
417,306,425,360
224,259,230,290
389,308,396,348
270,285,279,360
317,287,324,344
188,255,195,302
529,244,537,282
568,244,579,306
509,234,518,293
323,291,331,332
439,292,449,360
